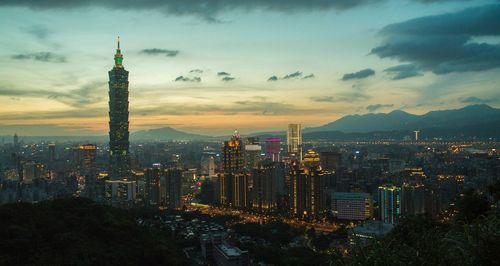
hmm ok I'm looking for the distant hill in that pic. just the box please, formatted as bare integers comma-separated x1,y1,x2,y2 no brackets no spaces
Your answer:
130,126,212,141
307,104,500,133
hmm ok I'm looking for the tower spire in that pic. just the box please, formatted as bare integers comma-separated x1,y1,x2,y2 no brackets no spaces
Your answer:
114,36,123,68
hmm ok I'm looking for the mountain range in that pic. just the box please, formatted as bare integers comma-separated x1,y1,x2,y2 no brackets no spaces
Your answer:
305,104,500,133
129,104,499,141
5,104,498,142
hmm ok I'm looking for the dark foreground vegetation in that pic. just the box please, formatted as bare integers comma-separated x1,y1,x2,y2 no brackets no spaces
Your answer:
0,198,185,265
0,184,498,265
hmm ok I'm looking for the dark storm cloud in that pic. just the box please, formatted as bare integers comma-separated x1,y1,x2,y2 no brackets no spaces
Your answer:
0,0,382,21
175,76,201,82
190,69,203,74
221,76,235,82
366,103,394,111
140,48,179,57
218,71,231,76
310,92,371,103
302,74,315,79
341,68,375,81
384,64,423,80
371,4,500,75
11,52,66,63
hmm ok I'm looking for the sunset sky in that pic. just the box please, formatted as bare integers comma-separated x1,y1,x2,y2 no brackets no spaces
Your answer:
0,0,499,136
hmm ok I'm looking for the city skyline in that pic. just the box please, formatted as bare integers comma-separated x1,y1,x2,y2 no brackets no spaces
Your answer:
0,0,499,136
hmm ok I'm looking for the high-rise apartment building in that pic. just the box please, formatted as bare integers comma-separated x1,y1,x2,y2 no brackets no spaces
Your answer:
378,185,401,224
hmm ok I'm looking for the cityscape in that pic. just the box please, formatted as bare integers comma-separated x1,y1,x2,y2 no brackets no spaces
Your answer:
0,1,499,266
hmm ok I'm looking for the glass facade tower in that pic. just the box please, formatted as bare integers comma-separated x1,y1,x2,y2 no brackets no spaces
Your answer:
108,37,130,180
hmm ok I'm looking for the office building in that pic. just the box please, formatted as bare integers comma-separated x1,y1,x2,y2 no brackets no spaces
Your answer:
105,179,136,205
287,124,302,160
163,168,182,209
331,192,373,220
252,160,284,211
244,137,261,170
265,137,281,162
108,37,130,180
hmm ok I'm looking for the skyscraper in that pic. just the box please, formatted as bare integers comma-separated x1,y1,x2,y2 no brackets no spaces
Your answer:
265,137,281,162
292,150,327,217
378,185,401,224
108,37,130,180
218,130,248,207
287,124,302,160
244,137,261,170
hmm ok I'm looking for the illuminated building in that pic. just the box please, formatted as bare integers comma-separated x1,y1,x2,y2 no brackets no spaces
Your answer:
221,130,244,173
332,192,373,220
71,144,97,172
218,131,248,207
251,160,284,211
244,137,261,170
265,137,281,162
105,179,136,206
287,124,302,160
108,36,130,180
292,150,327,217
378,185,401,224
22,162,44,183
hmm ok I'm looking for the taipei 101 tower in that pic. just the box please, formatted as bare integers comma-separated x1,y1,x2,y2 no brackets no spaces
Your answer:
108,37,130,180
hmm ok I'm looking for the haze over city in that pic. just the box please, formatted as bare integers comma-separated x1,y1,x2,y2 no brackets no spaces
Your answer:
1,0,499,135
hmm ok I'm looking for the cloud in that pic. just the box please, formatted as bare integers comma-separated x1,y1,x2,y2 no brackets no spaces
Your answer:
267,71,315,81
175,76,201,82
218,71,230,76
283,71,303,79
221,76,235,82
384,64,423,80
371,4,500,75
0,0,382,22
21,25,50,40
11,52,66,63
310,92,371,103
366,103,394,111
342,68,375,81
460,96,493,104
267,76,278,82
302,74,315,79
0,81,106,108
190,69,203,73
140,48,179,57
